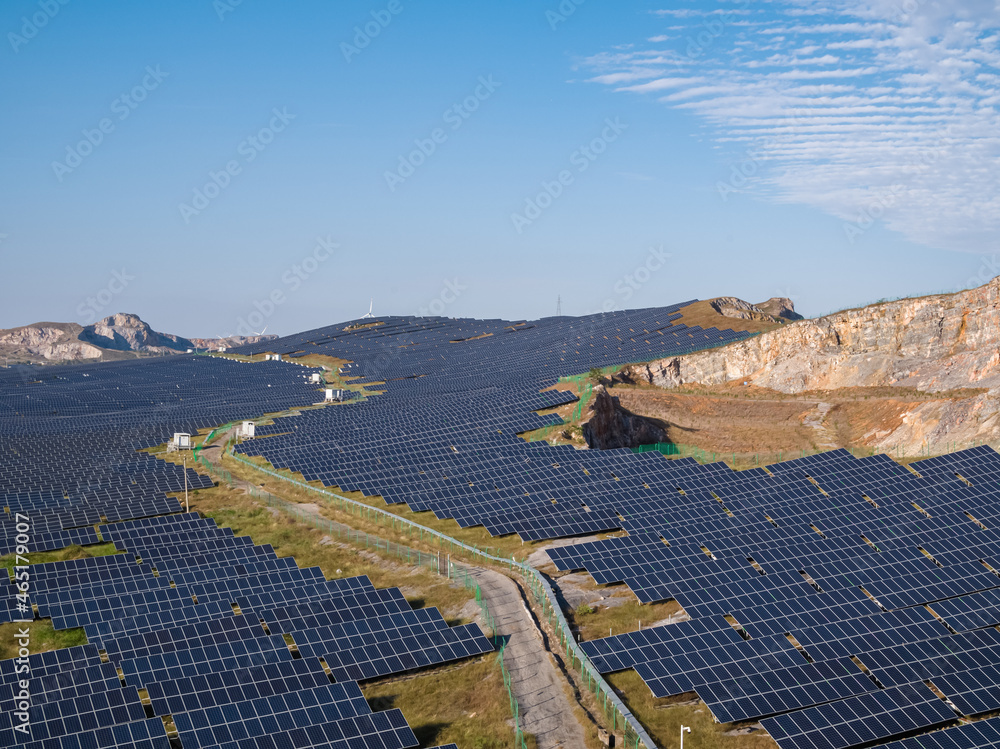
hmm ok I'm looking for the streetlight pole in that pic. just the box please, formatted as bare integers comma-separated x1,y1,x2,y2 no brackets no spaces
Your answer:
680,725,691,749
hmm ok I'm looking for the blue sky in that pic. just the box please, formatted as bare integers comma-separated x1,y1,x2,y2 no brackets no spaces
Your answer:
1,0,997,337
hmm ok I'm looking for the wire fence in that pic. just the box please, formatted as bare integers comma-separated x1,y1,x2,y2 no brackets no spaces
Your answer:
224,448,656,749
251,482,531,748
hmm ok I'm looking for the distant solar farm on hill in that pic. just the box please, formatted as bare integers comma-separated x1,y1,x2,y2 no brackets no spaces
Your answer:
6,303,1000,749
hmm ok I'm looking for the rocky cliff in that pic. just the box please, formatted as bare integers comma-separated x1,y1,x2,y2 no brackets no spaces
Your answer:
0,322,105,362
0,314,277,364
581,387,670,450
622,278,1000,452
80,313,194,353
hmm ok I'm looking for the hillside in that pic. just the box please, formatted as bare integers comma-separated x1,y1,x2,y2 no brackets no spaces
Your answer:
613,277,1000,456
0,313,275,364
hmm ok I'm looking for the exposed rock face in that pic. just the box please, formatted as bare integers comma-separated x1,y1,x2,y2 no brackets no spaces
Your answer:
582,387,670,450
756,297,803,321
81,313,193,352
623,277,1000,452
709,296,802,324
0,313,277,364
189,334,278,349
710,297,782,324
0,323,103,361
630,279,1000,394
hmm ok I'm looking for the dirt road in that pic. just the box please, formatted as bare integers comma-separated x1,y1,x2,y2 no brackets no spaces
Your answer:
201,441,589,749
463,565,588,749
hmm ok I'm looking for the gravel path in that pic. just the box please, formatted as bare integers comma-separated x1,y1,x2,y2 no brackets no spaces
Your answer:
201,440,589,749
463,565,588,749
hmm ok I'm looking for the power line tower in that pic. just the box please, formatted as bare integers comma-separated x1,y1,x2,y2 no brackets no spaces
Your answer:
556,295,562,316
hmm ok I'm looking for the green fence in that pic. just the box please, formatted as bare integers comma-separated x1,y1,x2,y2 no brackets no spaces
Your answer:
224,448,655,749
253,483,530,748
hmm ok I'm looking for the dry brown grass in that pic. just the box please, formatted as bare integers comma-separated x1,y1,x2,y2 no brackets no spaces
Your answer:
217,450,546,563
569,596,686,642
364,656,537,749
672,300,787,336
608,670,778,749
604,382,990,464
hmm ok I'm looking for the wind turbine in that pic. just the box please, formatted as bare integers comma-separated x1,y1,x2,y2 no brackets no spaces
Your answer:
361,299,375,319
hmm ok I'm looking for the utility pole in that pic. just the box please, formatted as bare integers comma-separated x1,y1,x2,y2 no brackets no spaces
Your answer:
184,456,189,512
556,295,562,316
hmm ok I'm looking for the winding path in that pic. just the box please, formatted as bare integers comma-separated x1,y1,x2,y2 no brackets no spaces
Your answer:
198,439,589,749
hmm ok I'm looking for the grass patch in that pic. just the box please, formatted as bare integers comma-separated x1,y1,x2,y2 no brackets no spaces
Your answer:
217,450,546,563
178,481,477,623
364,656,536,749
608,669,777,749
672,299,786,335
0,620,87,660
568,597,685,642
1,543,119,580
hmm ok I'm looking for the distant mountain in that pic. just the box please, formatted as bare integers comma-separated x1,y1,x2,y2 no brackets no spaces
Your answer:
0,313,276,364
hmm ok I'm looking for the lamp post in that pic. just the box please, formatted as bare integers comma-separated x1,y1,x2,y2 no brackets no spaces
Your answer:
680,725,691,749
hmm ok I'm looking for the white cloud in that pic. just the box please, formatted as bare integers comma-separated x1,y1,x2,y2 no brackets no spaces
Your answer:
583,0,1000,253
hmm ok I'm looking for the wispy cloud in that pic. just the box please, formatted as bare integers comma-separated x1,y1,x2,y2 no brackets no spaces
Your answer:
583,0,1000,253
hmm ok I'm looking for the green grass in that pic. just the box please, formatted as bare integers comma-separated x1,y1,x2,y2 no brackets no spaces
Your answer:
568,596,685,642
219,451,546,563
182,481,478,622
364,656,537,749
608,669,777,749
1,542,119,580
0,620,87,660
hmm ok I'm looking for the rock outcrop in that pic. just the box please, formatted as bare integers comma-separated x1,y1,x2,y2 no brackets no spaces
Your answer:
710,297,783,324
0,322,104,362
622,277,1000,453
628,278,1000,394
80,313,194,353
0,313,277,364
582,387,670,450
756,297,803,321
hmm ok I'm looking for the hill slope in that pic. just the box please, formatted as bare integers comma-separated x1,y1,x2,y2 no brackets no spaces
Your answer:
0,313,275,364
618,277,1000,454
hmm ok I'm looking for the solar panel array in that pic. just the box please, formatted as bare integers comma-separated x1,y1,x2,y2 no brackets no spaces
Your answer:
1,512,493,748
10,305,999,748
221,312,1000,748
0,341,517,748
225,310,754,542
